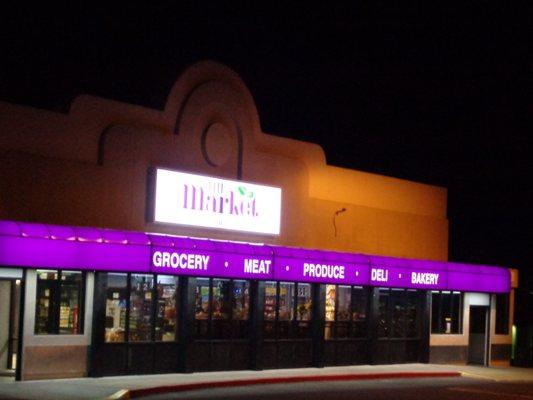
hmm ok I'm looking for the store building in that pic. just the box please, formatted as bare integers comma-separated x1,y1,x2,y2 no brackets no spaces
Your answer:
0,61,516,380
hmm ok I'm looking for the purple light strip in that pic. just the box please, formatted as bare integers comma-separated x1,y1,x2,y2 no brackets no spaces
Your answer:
0,220,511,293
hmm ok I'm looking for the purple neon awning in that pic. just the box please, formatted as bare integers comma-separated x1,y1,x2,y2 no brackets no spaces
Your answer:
0,221,150,272
0,220,511,293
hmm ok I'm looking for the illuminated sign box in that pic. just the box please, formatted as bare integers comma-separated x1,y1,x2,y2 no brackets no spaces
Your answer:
152,168,282,235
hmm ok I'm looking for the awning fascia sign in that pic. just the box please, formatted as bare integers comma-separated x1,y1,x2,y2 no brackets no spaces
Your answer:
0,220,511,293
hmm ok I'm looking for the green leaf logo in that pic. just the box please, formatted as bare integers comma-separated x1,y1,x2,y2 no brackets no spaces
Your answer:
237,186,255,199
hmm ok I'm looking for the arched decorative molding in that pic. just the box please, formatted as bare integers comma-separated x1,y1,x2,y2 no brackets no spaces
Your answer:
165,61,261,136
97,123,117,166
96,61,260,180
164,61,261,180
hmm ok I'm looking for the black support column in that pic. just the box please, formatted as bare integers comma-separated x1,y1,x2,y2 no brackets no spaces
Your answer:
250,280,265,370
420,291,431,363
312,283,326,368
368,287,380,365
15,269,26,381
89,272,108,376
178,277,196,372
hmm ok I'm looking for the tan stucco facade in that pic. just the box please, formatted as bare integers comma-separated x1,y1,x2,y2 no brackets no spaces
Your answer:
0,61,448,261
0,61,454,379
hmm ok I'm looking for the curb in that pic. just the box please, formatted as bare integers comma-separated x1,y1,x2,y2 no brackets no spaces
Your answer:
108,371,461,399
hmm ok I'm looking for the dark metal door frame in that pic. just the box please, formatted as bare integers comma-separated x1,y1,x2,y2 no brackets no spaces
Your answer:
369,287,429,364
0,274,24,381
468,305,490,365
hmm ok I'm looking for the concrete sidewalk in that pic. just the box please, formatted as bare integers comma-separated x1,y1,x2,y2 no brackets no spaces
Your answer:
0,364,531,400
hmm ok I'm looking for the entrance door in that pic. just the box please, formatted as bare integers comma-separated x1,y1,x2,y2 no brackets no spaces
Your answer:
91,273,181,376
373,288,427,364
468,305,489,365
191,278,253,372
0,280,21,377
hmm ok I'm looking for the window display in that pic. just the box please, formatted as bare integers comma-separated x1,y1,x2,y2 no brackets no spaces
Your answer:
294,283,312,338
59,271,83,334
264,281,277,339
103,273,179,343
264,282,277,321
278,282,295,338
129,274,154,342
337,286,351,321
325,285,336,322
156,275,179,342
296,283,312,321
194,278,251,340
352,286,367,337
212,279,231,339
233,280,250,320
212,279,231,320
278,282,295,321
324,285,364,339
336,285,351,337
431,291,462,334
35,270,84,335
405,290,420,338
391,289,406,338
194,278,210,339
105,273,127,342
378,288,423,339
377,288,389,338
324,284,336,339
263,282,314,339
232,280,250,338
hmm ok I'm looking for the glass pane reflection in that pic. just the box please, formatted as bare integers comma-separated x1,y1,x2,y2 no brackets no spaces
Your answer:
129,274,154,342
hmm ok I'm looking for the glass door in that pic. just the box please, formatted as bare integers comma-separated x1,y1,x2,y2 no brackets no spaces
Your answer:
374,288,424,364
92,272,179,376
468,306,489,365
261,281,314,369
192,278,251,372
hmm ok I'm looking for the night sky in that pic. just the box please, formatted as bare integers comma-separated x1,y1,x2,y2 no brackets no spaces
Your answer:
1,5,530,289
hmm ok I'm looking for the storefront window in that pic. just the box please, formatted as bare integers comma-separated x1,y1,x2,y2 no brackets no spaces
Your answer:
405,290,420,338
155,275,179,342
212,279,231,339
325,285,367,340
337,286,351,321
35,269,84,335
263,282,314,340
232,280,250,338
495,293,510,334
194,278,210,339
296,283,312,321
377,288,389,337
278,282,295,338
278,282,295,320
193,278,250,340
377,288,423,340
431,291,462,334
295,283,312,338
352,286,367,337
105,273,127,342
263,281,277,339
324,285,336,339
104,273,178,343
336,285,351,337
129,274,154,342
212,279,231,319
391,289,406,338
